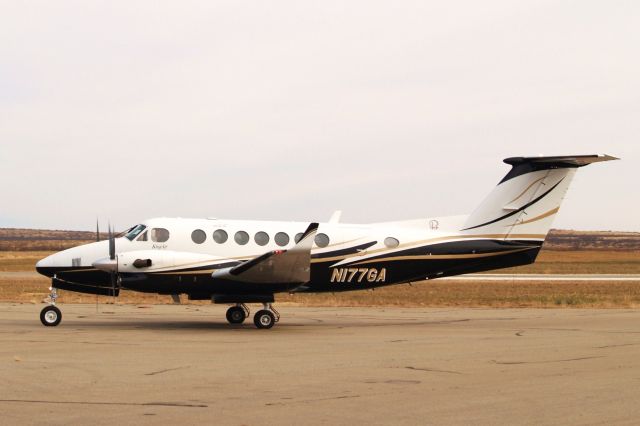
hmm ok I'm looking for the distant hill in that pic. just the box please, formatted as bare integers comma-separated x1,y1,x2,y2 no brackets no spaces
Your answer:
543,230,640,251
1,228,638,251
0,228,109,251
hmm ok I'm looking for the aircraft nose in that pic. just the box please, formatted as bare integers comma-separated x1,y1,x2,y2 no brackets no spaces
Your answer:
35,255,54,277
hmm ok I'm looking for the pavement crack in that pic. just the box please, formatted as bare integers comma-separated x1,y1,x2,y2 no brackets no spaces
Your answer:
404,366,463,375
595,342,640,349
266,395,360,406
0,399,206,408
491,356,605,365
145,366,189,376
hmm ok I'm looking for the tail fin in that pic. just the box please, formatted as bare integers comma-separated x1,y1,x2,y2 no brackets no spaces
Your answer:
462,155,618,238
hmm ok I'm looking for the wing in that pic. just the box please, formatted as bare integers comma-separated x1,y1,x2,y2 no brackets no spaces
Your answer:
211,223,318,284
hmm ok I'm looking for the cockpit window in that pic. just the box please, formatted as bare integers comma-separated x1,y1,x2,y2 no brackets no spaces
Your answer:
151,228,170,243
125,224,147,241
136,230,148,241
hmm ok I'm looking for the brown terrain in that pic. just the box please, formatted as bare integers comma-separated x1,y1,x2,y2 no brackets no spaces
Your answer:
1,228,639,307
0,228,110,251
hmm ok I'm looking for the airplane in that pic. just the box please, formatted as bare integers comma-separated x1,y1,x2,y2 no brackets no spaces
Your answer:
35,154,617,329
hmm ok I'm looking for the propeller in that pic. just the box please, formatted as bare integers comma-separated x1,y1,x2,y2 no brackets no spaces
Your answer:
108,224,115,261
96,219,101,242
108,224,119,298
92,223,120,299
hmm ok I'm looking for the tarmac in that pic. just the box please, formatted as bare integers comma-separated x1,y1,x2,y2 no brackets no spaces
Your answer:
1,303,639,425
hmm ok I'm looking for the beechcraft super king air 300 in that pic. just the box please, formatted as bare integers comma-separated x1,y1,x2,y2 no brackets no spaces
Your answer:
35,155,617,329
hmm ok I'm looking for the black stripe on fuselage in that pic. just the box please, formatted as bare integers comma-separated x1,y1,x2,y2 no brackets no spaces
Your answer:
334,239,543,266
304,242,542,293
311,241,377,260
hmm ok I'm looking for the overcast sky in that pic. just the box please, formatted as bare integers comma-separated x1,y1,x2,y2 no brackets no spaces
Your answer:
1,1,638,231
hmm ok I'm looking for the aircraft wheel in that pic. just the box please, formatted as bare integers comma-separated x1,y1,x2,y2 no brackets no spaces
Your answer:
226,306,246,324
40,305,62,327
254,310,275,329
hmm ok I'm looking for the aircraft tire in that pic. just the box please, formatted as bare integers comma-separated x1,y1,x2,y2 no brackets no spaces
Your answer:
226,306,246,324
40,305,62,327
254,310,275,329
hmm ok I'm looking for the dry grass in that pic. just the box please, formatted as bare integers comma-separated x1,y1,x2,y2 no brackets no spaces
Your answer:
3,275,639,308
498,250,640,274
0,275,187,305
0,228,104,251
2,249,640,308
4,249,639,274
0,252,52,272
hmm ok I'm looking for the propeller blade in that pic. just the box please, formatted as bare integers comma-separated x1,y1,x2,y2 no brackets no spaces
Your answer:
96,219,100,242
110,271,117,297
108,224,115,261
99,222,119,299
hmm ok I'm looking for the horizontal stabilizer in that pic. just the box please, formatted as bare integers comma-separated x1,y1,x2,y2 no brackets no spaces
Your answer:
504,154,618,167
501,154,618,183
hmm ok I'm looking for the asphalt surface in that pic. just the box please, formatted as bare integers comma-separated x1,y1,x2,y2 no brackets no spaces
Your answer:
1,303,639,425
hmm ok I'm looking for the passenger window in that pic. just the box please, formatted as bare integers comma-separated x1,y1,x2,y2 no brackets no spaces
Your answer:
384,237,399,248
274,232,289,247
151,228,170,243
234,231,249,245
136,231,148,242
213,229,228,244
314,233,330,248
294,233,303,243
255,231,269,246
191,229,206,244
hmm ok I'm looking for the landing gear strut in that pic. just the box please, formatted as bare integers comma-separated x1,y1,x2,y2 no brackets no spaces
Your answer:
226,304,250,324
253,303,280,329
40,287,62,327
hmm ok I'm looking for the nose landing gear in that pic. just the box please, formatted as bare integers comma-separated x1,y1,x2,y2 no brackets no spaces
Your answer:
40,287,62,327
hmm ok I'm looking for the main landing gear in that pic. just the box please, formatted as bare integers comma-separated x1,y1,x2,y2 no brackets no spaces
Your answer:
40,287,62,327
226,304,250,324
225,303,280,329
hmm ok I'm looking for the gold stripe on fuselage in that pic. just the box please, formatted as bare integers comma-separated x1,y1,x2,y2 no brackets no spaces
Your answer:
311,233,544,264
349,247,536,266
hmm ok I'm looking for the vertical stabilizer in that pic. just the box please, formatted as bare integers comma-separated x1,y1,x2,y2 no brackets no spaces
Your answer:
461,155,617,238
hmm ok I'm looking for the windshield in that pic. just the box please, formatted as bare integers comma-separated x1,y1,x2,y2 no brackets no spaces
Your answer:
124,224,147,241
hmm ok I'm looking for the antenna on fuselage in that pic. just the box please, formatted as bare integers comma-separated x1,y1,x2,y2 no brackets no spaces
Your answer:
329,210,342,224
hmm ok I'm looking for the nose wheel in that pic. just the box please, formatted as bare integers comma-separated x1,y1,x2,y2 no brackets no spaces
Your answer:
40,287,62,327
40,305,62,327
